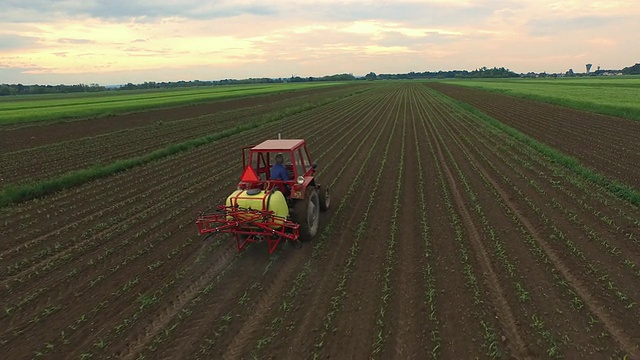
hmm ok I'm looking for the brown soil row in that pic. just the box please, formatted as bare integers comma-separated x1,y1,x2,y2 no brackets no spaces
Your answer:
0,85,392,359
0,85,368,187
136,85,405,360
0,87,380,258
0,85,361,152
421,85,640,357
426,82,640,189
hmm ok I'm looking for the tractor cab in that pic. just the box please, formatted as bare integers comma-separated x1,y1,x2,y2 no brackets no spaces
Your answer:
238,139,316,201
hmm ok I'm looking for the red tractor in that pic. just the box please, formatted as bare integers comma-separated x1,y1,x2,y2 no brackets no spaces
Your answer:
196,139,330,253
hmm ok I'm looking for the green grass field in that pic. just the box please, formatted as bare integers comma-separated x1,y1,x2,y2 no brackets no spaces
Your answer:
442,76,640,121
0,82,342,125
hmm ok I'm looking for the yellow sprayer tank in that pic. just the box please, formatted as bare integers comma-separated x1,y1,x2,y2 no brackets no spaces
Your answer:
226,189,289,227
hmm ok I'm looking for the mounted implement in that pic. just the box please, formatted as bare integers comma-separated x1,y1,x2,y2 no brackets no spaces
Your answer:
196,139,330,253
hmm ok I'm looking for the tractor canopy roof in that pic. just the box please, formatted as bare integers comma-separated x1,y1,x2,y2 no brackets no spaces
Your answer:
251,139,305,152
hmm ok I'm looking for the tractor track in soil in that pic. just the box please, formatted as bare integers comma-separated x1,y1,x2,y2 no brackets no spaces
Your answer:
458,115,640,310
414,88,502,358
319,87,407,359
426,86,640,357
433,91,616,357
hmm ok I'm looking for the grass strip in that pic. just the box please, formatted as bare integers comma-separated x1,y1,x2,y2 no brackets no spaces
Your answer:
446,96,640,207
488,92,640,121
0,99,338,207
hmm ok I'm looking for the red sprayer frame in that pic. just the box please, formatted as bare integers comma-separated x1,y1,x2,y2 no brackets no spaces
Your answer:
196,205,300,254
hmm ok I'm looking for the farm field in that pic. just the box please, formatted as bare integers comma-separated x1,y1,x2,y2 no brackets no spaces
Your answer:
442,77,640,121
1,83,640,359
427,82,640,190
0,82,343,125
0,84,363,189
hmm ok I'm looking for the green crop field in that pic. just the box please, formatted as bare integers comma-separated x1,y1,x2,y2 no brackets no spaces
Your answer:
0,82,342,125
442,76,640,121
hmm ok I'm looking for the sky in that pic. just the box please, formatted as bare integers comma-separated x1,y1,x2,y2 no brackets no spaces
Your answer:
1,0,639,85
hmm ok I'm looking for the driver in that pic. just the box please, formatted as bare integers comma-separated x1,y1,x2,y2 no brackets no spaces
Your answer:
270,153,289,181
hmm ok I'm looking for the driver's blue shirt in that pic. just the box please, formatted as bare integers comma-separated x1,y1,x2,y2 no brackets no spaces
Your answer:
270,163,289,180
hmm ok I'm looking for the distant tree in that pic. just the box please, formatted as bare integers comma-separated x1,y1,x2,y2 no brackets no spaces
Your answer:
0,84,11,96
622,63,640,75
365,72,377,80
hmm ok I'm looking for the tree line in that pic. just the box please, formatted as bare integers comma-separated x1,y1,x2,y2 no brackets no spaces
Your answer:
3,64,638,96
0,74,358,96
0,83,106,96
368,67,519,80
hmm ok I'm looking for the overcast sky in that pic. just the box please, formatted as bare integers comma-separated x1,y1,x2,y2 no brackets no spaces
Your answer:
1,0,639,85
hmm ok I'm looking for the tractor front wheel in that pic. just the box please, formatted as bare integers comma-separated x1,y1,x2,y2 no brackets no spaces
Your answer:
294,188,320,241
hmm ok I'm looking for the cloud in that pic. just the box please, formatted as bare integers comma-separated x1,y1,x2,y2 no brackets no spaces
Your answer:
328,1,491,24
58,38,94,44
0,34,39,50
526,14,630,36
0,0,277,22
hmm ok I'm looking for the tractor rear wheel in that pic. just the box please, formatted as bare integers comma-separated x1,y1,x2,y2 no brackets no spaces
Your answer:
319,185,330,211
294,188,320,241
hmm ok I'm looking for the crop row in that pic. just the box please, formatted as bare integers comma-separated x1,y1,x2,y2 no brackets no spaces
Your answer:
423,85,639,357
0,85,369,189
132,85,403,360
185,85,405,360
427,83,640,189
4,83,639,359
0,84,398,359
1,86,392,303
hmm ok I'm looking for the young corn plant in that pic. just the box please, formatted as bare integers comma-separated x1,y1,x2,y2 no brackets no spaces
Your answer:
371,97,406,356
411,106,441,357
313,98,401,357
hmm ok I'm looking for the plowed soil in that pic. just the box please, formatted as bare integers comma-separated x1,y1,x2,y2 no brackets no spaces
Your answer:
426,82,640,189
0,84,355,153
1,83,639,360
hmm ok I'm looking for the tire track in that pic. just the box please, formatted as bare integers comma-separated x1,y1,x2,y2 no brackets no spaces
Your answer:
116,242,240,359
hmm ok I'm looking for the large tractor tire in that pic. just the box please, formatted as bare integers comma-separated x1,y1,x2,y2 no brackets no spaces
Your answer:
293,188,320,241
319,185,330,211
